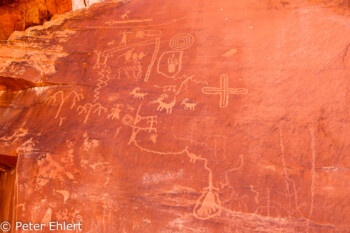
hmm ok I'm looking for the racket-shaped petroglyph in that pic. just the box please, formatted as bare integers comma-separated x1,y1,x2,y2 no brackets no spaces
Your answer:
202,74,248,108
77,103,107,124
194,187,222,220
46,91,84,119
129,87,148,99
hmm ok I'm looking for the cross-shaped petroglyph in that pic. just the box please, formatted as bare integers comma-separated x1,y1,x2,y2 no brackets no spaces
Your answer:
202,74,248,108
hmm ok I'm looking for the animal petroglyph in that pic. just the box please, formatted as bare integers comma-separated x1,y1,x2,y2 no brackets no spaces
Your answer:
121,10,131,20
149,75,193,114
129,87,147,99
169,33,195,50
149,94,176,114
157,51,183,79
202,74,248,108
0,128,28,143
77,103,107,124
181,98,197,111
46,91,84,118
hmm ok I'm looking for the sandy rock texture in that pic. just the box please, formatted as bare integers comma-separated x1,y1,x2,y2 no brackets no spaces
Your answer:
0,0,72,40
0,0,349,232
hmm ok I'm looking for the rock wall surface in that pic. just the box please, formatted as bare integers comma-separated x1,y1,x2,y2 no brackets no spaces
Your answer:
0,0,72,40
0,0,350,232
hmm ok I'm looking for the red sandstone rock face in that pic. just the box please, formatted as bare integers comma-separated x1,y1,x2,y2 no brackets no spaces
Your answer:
0,0,350,232
0,0,72,40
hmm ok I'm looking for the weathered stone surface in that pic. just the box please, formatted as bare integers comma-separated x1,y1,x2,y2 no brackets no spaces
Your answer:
0,0,72,40
0,0,350,232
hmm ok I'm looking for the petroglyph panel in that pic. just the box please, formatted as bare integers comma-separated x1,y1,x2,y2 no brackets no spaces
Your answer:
0,0,349,232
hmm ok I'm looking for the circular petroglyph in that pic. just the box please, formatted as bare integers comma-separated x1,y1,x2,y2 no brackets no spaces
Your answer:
122,114,134,126
169,33,194,50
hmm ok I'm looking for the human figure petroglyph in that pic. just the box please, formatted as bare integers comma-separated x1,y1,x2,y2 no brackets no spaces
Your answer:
202,74,248,108
120,31,132,46
77,103,107,124
46,91,84,119
108,104,123,120
129,87,147,99
149,94,176,114
181,98,197,111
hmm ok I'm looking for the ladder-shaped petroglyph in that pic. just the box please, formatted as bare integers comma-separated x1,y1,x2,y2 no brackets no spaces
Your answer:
144,36,161,82
46,91,84,119
77,103,107,124
121,105,158,145
202,74,248,108
129,87,147,99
